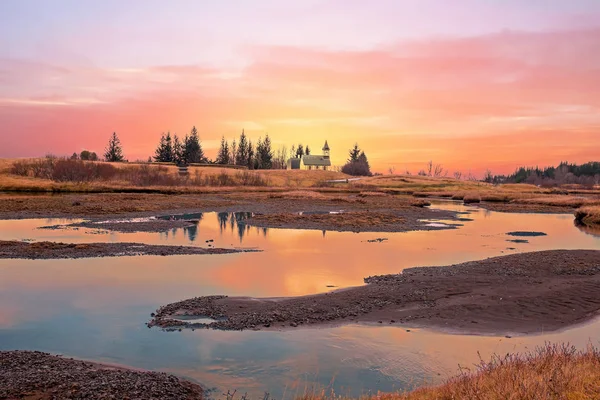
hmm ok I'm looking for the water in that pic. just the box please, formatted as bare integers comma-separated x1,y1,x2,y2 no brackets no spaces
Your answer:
1,202,599,396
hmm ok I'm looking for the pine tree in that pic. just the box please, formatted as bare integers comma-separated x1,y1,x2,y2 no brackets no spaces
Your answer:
230,139,237,165
296,144,304,158
305,145,311,156
236,130,249,167
358,151,370,170
348,143,361,163
185,126,205,163
216,136,230,164
104,132,124,162
255,137,263,169
247,140,254,169
173,134,184,165
259,134,273,169
154,132,174,162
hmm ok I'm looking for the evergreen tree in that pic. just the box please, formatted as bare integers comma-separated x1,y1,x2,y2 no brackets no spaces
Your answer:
216,136,230,164
70,152,78,160
259,134,273,169
230,139,237,165
358,151,370,170
90,152,98,161
348,143,361,163
185,126,205,163
255,137,263,169
154,132,174,162
236,130,249,167
247,140,254,169
104,132,124,162
173,134,184,165
305,145,311,156
80,150,91,160
296,144,304,158
341,146,371,176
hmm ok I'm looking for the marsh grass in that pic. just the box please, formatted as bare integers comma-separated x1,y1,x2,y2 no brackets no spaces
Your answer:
295,343,600,400
576,206,600,227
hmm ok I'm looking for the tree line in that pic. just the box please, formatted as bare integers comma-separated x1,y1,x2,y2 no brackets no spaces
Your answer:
214,130,275,169
491,161,600,186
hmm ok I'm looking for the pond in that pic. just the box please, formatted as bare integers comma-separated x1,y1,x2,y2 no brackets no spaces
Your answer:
0,202,599,397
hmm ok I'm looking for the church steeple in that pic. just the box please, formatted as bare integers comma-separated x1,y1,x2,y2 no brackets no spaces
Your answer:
322,140,330,158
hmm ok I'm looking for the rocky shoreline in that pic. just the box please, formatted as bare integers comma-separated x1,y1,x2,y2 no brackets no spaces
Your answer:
0,240,255,259
149,250,600,335
0,350,204,399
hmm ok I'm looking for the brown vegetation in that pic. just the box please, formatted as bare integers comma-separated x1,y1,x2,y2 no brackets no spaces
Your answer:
2,158,347,192
576,206,600,227
301,344,600,400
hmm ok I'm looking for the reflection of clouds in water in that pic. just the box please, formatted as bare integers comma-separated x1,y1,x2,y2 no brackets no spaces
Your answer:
1,205,600,397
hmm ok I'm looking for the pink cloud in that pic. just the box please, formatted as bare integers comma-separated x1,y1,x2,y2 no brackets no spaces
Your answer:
1,28,599,173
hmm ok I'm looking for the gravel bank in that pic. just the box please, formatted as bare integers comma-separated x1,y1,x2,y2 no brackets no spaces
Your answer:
0,350,203,399
0,240,253,259
149,250,600,335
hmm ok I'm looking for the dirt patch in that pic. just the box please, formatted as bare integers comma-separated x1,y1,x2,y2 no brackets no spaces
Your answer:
149,250,600,335
0,240,252,259
0,350,203,399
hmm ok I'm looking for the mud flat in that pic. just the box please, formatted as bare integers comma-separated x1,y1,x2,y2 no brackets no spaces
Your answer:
71,218,198,233
150,250,600,335
243,211,459,233
0,350,203,399
0,240,252,259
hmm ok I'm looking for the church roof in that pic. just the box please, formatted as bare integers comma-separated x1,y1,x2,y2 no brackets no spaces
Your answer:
302,155,331,167
322,140,330,151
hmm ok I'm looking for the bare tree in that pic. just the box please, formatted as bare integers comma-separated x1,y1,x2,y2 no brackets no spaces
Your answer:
427,160,433,176
433,164,445,177
273,145,288,169
388,166,396,175
484,169,493,183
453,171,463,180
418,169,427,176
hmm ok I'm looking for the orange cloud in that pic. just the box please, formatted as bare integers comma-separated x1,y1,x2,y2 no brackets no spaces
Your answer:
1,28,599,174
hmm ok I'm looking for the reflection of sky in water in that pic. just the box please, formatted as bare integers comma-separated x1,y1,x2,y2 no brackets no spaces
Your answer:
0,203,600,396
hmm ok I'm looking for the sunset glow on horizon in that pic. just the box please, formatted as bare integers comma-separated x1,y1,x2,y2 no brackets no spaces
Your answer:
1,0,599,175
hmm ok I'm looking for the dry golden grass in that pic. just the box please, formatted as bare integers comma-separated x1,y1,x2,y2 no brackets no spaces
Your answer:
301,343,600,400
0,158,347,192
463,194,481,204
576,206,600,227
357,191,389,197
517,196,600,208
269,191,365,204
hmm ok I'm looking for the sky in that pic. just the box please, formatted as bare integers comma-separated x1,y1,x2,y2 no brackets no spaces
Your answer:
1,0,599,175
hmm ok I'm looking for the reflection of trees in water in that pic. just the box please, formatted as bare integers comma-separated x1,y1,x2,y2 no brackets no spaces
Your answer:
216,212,267,242
218,212,229,233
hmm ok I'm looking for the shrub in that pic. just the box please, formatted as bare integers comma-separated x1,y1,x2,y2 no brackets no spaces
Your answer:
52,159,118,182
11,160,31,176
